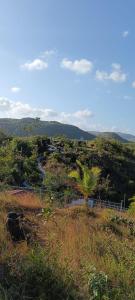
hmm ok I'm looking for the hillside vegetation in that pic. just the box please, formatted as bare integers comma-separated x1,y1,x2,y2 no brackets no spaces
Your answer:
89,131,135,143
0,118,135,142
0,118,95,140
1,132,135,299
0,193,135,299
90,132,127,143
0,134,135,204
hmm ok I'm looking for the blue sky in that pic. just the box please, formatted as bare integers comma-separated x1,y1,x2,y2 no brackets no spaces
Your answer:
0,0,135,134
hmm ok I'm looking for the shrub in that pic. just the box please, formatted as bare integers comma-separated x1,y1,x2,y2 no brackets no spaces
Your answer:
0,285,8,300
128,196,135,216
88,268,109,300
2,247,79,300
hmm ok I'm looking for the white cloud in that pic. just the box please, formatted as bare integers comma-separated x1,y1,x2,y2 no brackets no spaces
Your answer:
96,63,127,83
61,58,93,74
59,110,94,131
0,97,57,119
96,70,109,81
132,81,135,88
73,109,93,119
21,59,48,71
11,86,21,93
41,49,56,58
111,63,121,70
85,123,131,134
122,30,129,38
0,97,132,134
0,97,93,130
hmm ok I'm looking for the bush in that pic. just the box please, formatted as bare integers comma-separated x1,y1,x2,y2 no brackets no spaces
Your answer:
88,268,109,300
128,195,135,216
2,247,79,300
0,285,8,300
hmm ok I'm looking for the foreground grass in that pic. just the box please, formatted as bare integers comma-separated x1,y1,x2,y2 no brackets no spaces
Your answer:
0,192,135,299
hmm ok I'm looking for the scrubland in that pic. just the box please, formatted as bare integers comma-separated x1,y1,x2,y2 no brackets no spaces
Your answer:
0,192,135,299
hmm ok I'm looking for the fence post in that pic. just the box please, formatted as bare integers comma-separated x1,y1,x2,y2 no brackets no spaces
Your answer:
124,194,126,210
40,188,42,200
120,200,123,211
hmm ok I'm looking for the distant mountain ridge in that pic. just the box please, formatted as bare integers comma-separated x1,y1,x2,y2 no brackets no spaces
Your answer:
0,118,95,140
118,132,135,142
89,131,135,142
88,131,127,143
0,118,134,142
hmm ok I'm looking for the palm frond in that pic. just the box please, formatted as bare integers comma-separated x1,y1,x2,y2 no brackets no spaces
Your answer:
76,159,86,173
68,170,80,181
91,166,101,177
69,160,101,199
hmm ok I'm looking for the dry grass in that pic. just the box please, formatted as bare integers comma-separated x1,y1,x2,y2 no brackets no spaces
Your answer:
38,206,135,298
0,191,42,211
0,192,43,265
0,194,135,299
12,192,42,210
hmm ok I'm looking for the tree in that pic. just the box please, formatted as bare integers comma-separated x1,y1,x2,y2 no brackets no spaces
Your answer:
69,160,101,205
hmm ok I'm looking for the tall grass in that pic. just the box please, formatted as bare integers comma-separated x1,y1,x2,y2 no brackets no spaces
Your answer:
41,206,135,299
0,193,135,299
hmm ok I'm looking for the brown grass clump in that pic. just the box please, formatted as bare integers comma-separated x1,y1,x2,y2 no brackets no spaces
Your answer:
0,191,42,212
13,192,42,210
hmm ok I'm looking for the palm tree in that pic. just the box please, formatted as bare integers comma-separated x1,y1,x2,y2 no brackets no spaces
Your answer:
69,160,101,206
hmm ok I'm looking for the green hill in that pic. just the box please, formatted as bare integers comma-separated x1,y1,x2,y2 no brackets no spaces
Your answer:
0,118,95,140
89,131,127,143
0,118,134,143
118,132,135,142
97,132,127,143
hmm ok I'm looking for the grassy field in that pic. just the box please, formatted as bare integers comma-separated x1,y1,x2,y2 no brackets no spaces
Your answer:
0,192,135,299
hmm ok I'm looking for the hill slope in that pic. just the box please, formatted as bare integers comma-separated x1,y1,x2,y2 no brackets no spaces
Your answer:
0,192,135,300
89,131,128,142
0,118,95,140
118,132,135,142
0,118,135,142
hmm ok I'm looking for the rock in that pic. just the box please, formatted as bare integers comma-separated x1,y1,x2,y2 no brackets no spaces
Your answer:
6,211,31,244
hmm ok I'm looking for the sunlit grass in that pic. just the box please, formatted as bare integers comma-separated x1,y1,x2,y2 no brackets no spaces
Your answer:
0,194,135,299
41,206,135,298
0,191,42,210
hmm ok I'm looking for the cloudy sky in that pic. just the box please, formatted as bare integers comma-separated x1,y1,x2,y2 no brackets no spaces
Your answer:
0,0,135,133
